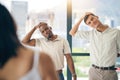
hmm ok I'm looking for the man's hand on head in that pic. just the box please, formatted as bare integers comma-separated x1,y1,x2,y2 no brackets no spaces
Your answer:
34,25,40,30
80,12,93,20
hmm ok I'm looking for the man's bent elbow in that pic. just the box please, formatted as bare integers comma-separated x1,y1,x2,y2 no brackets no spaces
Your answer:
21,40,31,45
69,31,75,36
21,40,28,44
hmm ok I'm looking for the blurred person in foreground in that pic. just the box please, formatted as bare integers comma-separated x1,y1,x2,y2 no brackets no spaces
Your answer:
22,22,76,80
69,12,120,80
0,3,58,80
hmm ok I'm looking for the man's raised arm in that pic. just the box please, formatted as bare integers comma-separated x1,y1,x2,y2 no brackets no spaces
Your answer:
69,12,92,36
22,25,39,46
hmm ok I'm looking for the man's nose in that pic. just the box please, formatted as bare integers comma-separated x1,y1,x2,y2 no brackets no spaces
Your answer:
45,30,49,34
90,21,93,25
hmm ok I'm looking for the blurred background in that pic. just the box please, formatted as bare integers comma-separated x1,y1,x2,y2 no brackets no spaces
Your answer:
1,0,120,80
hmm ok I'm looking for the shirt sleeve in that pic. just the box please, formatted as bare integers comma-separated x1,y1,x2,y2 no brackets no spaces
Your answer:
74,30,91,40
117,30,120,53
63,39,71,54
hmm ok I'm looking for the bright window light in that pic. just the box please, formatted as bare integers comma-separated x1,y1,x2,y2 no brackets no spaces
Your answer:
28,0,65,12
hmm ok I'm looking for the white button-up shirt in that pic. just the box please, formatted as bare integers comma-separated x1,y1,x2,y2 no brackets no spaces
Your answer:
75,27,120,67
35,35,71,70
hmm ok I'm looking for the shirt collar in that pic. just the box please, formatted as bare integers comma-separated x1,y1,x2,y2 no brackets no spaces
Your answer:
44,35,60,42
95,27,110,33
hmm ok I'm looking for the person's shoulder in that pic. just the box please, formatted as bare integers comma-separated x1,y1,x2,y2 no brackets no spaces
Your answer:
35,38,47,44
21,46,34,54
108,28,120,35
57,35,67,42
39,51,54,68
110,27,120,32
39,52,51,59
18,46,34,60
35,37,45,40
57,35,65,39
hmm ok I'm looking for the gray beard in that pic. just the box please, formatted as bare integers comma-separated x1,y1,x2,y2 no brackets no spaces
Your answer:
47,33,52,40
